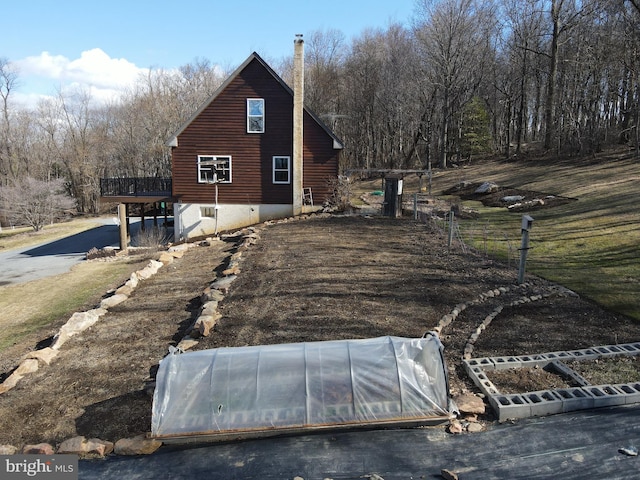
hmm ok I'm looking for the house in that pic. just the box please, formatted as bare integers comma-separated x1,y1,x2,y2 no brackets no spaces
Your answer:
167,37,343,240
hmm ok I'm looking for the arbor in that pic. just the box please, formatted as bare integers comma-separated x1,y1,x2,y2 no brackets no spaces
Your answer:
0,177,75,231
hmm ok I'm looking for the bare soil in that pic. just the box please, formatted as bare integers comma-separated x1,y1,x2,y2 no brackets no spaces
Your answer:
1,212,639,449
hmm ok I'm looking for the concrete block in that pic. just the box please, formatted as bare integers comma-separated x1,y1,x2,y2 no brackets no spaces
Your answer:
565,348,601,361
543,351,574,361
462,361,482,379
513,354,549,368
489,394,531,422
464,357,495,371
593,345,628,357
618,343,640,355
554,387,595,412
491,356,522,370
523,390,564,417
612,383,640,405
586,385,628,408
466,369,500,396
547,360,590,387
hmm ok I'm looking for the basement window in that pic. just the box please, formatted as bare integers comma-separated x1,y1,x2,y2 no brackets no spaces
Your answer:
273,156,290,184
198,155,231,183
247,98,265,133
151,335,454,443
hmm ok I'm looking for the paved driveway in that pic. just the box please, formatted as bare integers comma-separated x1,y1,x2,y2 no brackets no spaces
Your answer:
0,218,147,286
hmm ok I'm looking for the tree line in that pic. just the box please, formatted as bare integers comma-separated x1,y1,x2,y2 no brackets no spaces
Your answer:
1,0,640,221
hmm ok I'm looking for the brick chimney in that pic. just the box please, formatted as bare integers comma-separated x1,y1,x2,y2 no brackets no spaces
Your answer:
292,34,304,216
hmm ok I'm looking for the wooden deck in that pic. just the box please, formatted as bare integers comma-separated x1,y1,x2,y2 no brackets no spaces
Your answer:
99,177,174,204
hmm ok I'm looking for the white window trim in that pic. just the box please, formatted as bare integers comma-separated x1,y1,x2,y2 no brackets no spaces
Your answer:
247,98,265,133
272,156,291,184
197,155,232,184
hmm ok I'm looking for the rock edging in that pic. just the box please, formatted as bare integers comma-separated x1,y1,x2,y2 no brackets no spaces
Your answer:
431,282,578,360
0,247,198,457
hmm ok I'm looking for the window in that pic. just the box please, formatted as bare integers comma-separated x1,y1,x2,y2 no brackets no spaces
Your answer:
200,207,216,217
247,98,265,133
272,156,290,184
198,156,231,183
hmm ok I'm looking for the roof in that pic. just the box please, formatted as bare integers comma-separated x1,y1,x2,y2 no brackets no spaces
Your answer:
166,52,343,150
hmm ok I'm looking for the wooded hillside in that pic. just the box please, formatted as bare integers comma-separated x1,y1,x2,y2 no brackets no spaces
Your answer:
1,0,639,216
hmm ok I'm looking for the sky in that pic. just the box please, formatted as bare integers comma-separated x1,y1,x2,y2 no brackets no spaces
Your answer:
4,0,416,108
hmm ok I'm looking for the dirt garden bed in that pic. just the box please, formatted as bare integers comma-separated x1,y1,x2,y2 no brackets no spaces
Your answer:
485,356,640,395
443,181,577,211
1,214,639,449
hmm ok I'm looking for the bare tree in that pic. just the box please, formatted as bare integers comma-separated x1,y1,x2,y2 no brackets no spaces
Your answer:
304,29,347,119
500,0,546,156
0,177,75,231
414,0,496,168
0,58,20,184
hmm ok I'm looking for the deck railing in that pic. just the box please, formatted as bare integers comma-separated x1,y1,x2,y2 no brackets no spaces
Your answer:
100,177,172,197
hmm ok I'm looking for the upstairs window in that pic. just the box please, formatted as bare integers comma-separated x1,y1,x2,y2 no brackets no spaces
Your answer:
198,155,232,183
272,156,290,184
247,98,265,133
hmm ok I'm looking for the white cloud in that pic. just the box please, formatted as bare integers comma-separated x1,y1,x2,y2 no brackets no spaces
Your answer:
13,48,149,106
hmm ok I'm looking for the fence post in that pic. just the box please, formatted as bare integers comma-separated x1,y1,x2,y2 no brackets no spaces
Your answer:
413,193,418,220
518,215,534,284
448,207,455,249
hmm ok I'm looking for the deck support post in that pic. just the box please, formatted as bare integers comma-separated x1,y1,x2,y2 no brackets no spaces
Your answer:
118,203,128,254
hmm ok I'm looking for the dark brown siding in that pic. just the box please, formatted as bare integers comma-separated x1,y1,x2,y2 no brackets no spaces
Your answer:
302,110,340,204
172,57,339,205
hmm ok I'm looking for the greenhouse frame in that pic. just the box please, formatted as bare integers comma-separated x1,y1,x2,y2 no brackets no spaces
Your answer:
152,335,455,443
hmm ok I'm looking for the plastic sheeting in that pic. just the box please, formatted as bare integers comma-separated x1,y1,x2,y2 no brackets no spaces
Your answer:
152,335,453,442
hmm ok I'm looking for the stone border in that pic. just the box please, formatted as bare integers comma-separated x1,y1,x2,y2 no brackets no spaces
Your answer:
431,282,579,360
0,212,330,457
0,258,170,396
0,243,207,456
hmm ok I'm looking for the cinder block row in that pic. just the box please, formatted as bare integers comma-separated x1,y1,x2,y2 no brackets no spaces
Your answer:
592,344,633,357
554,387,595,412
482,353,550,371
612,342,640,355
490,356,523,370
585,385,629,408
511,354,549,369
463,357,495,371
564,348,600,361
543,351,575,361
612,383,640,404
522,390,565,417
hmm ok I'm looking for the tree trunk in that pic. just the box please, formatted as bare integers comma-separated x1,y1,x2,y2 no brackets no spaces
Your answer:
441,88,449,169
515,44,528,155
544,0,561,151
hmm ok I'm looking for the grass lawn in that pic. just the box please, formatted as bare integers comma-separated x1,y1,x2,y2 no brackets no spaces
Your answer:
0,216,146,353
0,260,146,352
353,147,640,321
